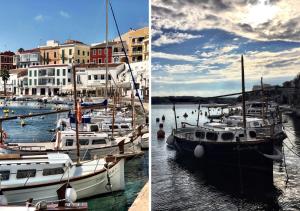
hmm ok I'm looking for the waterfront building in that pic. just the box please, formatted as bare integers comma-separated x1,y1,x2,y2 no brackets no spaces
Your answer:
59,40,90,65
90,42,114,64
0,51,15,71
117,61,149,100
13,48,41,68
39,40,60,65
71,63,125,97
142,36,149,61
112,41,128,63
115,27,149,63
27,64,72,96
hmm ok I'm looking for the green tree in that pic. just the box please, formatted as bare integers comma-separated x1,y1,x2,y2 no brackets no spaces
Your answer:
0,69,10,96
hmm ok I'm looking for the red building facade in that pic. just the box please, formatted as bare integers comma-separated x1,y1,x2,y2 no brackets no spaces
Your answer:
0,51,15,70
90,42,115,64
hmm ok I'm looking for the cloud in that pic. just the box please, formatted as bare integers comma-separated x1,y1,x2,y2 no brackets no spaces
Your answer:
153,47,300,86
152,51,200,62
34,14,44,22
152,31,203,46
59,10,71,18
152,0,300,42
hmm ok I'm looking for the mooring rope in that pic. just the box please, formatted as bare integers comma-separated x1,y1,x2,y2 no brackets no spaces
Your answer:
282,144,289,185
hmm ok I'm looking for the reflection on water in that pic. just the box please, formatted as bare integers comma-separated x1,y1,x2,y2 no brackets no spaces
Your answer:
152,104,300,211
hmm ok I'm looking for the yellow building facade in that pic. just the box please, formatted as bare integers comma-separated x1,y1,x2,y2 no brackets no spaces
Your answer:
59,40,90,65
119,27,149,63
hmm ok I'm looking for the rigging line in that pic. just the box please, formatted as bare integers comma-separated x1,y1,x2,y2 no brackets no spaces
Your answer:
283,141,300,158
284,127,300,139
109,1,145,114
283,130,298,149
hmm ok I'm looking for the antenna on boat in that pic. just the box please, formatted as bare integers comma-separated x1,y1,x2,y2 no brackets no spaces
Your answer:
72,64,81,166
261,77,265,123
105,0,109,103
196,103,201,127
112,94,116,139
172,103,178,130
241,55,247,137
131,88,135,129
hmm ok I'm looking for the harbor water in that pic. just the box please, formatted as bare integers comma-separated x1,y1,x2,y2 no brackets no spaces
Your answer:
1,106,148,211
152,104,300,211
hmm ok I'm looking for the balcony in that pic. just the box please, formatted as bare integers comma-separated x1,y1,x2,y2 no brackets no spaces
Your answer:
132,51,143,55
38,69,55,77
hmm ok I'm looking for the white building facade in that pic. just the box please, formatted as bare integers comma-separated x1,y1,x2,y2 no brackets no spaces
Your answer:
27,64,72,96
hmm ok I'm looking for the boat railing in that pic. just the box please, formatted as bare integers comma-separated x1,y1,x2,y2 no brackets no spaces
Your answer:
17,145,46,151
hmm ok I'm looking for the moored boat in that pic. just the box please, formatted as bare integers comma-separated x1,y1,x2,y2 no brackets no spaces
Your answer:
0,153,125,205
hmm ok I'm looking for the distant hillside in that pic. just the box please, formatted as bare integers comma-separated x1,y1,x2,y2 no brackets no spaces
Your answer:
151,96,237,105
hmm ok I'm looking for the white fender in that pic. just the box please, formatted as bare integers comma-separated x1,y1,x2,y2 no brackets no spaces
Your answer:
194,145,205,158
263,147,283,161
166,135,174,145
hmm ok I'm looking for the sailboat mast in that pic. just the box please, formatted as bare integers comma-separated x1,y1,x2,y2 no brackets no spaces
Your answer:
105,0,109,100
241,55,247,137
72,65,80,165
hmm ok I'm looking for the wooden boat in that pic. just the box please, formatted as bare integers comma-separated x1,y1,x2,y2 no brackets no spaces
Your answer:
167,56,279,184
0,153,125,205
0,130,141,160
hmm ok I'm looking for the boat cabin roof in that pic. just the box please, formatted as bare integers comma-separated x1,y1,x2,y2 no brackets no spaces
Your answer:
0,153,71,165
227,116,263,122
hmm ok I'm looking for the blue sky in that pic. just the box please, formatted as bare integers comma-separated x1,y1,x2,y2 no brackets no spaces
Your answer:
152,0,300,97
0,0,148,51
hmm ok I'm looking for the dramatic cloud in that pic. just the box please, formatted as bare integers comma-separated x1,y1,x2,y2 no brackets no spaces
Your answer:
152,51,199,62
59,10,71,18
152,0,300,96
153,31,203,46
152,0,300,42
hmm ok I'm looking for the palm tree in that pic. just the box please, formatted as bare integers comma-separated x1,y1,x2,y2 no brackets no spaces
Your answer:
0,69,10,96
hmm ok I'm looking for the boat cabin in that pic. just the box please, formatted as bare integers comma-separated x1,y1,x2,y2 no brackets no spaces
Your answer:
0,153,72,187
55,131,110,150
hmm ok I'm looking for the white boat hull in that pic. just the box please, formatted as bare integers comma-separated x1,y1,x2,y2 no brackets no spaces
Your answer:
2,159,125,204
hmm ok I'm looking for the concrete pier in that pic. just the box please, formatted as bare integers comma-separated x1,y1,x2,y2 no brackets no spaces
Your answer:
129,182,149,211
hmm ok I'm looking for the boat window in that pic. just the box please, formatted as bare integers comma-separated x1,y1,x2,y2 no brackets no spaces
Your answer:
120,125,129,129
79,139,89,145
253,121,260,127
0,170,10,181
109,125,119,129
90,125,99,132
195,131,205,139
252,103,262,108
206,132,218,141
65,139,73,146
92,139,106,145
43,168,64,176
249,131,257,138
221,132,234,141
16,169,36,179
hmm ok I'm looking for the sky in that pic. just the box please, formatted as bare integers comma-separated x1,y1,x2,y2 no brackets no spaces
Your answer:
152,0,300,97
0,0,148,51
